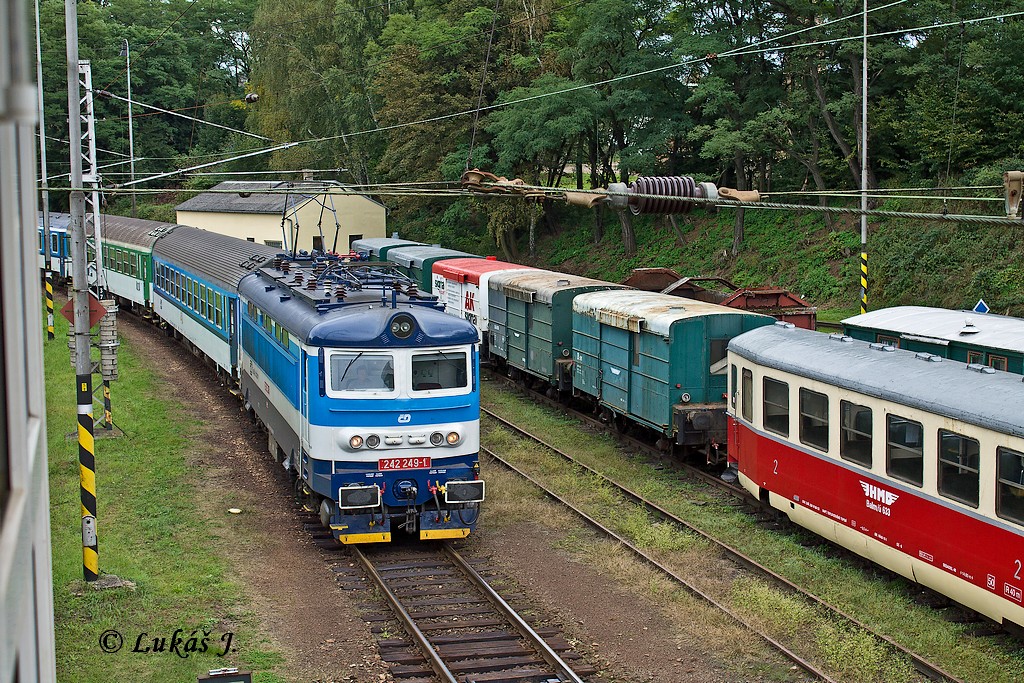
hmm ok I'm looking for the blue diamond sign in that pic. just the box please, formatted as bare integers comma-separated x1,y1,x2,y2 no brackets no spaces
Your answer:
973,299,990,314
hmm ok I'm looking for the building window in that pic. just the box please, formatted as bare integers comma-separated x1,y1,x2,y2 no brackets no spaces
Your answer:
763,377,789,436
799,388,828,451
887,414,924,487
312,236,324,252
876,334,899,348
840,401,872,467
349,234,363,248
741,368,752,422
264,240,283,248
997,447,1024,526
989,355,1008,372
937,430,980,507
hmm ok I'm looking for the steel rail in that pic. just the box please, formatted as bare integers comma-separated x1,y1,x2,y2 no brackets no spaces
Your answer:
443,544,587,683
482,407,965,683
480,444,837,682
350,546,458,683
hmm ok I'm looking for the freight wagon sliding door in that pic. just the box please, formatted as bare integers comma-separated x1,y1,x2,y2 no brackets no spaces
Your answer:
488,290,509,358
631,332,671,429
527,303,554,379
599,324,631,413
506,298,529,368
572,314,601,397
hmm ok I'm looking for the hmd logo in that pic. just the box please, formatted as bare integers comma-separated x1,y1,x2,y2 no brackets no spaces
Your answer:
861,480,899,516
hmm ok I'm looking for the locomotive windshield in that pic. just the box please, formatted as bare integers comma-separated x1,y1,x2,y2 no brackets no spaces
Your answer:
412,351,468,392
331,354,395,392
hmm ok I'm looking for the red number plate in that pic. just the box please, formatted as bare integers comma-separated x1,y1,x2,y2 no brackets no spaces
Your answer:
378,457,432,471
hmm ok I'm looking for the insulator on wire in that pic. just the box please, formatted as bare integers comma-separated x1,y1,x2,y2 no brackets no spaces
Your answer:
566,175,759,213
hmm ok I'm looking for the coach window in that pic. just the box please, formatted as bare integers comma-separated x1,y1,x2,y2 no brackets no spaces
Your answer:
886,414,924,487
763,377,789,436
51,233,59,254
741,369,752,422
412,351,468,392
989,355,1008,372
215,293,224,327
799,389,829,451
839,401,872,467
330,354,395,393
937,430,980,507
997,448,1024,526
130,253,138,277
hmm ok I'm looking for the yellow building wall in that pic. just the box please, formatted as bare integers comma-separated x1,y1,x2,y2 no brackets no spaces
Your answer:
176,192,387,251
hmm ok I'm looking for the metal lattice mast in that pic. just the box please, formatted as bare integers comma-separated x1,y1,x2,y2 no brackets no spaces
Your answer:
77,61,105,291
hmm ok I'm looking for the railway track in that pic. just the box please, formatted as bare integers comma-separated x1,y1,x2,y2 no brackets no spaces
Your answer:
480,402,965,683
326,541,597,682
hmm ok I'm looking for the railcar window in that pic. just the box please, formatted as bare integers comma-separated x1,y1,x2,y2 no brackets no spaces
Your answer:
730,365,737,409
130,253,138,277
741,369,752,422
200,285,208,318
763,377,789,436
937,430,980,507
412,352,468,391
886,414,924,487
989,356,1008,372
877,334,899,348
215,293,223,328
997,447,1024,526
840,401,872,467
710,339,728,367
51,234,59,253
799,389,829,451
330,354,395,392
967,351,982,365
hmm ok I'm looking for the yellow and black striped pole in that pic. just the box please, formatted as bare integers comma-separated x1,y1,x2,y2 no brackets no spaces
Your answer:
860,251,868,314
78,375,99,581
45,271,55,340
102,380,112,431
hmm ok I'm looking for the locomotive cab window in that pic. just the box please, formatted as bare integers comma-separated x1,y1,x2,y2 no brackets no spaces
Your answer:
840,401,872,467
740,368,752,422
330,354,395,393
937,430,979,508
997,447,1024,526
763,377,789,436
887,414,924,487
412,351,468,392
799,389,829,451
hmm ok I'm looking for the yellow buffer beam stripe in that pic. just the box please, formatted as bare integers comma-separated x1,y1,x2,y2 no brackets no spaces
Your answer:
420,528,470,540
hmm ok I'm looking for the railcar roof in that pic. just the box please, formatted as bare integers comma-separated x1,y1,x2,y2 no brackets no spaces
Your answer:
153,226,279,291
730,324,1024,438
351,237,423,255
574,290,770,336
487,269,622,303
842,306,1024,353
432,257,536,282
96,214,179,249
386,246,477,268
40,212,71,231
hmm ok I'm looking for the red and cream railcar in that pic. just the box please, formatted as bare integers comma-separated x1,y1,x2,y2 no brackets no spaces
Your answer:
727,323,1024,629
431,257,538,346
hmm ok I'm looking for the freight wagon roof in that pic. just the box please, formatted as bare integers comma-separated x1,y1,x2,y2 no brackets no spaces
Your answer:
842,306,1024,353
487,269,622,303
96,214,178,249
351,237,423,256
153,226,280,291
386,246,477,269
574,290,771,336
432,257,536,283
239,273,478,347
730,323,1024,438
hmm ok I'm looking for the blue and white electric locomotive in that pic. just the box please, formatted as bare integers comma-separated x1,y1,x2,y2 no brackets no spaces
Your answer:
237,255,485,543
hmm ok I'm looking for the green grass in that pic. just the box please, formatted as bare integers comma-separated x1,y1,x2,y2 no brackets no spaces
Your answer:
481,382,1024,683
45,312,285,683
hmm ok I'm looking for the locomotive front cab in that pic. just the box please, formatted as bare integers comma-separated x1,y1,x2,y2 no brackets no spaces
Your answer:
310,329,484,543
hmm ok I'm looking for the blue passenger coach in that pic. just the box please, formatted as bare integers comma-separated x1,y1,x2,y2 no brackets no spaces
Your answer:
238,256,485,543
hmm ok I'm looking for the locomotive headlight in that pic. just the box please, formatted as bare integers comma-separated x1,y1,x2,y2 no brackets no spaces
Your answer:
390,313,415,339
366,434,380,449
430,432,444,446
446,431,461,445
349,435,364,449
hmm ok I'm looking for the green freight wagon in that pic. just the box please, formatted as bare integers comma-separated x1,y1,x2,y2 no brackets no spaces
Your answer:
573,291,773,455
487,270,625,390
385,245,480,293
351,237,423,262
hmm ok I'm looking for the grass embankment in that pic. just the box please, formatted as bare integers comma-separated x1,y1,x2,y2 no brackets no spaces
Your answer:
45,312,284,682
480,383,1024,683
